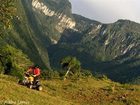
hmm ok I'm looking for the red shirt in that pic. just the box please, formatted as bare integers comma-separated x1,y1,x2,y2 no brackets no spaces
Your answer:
33,68,41,76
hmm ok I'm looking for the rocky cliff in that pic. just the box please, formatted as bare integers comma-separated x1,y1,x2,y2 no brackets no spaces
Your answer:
2,0,140,83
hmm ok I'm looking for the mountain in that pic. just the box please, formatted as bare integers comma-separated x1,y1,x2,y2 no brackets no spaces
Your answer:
31,0,75,41
2,0,77,69
1,0,140,83
49,14,140,83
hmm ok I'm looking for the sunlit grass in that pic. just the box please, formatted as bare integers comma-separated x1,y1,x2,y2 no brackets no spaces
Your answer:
0,74,140,105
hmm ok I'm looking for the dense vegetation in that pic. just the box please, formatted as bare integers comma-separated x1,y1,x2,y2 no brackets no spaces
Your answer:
0,45,33,79
1,0,51,69
0,0,16,35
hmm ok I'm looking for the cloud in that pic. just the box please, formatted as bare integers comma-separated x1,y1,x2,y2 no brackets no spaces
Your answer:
69,0,140,23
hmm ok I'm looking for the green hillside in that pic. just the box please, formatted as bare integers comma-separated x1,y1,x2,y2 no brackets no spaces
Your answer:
0,74,140,105
2,0,51,69
0,0,140,84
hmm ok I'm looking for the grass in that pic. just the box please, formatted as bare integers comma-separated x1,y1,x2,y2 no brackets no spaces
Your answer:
0,74,140,105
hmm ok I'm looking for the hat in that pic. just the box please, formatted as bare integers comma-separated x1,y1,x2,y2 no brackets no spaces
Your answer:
34,64,39,68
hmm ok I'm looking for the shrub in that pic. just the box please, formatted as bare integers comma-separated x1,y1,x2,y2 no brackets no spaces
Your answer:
0,65,4,74
41,70,60,80
60,56,81,80
0,45,33,79
81,69,93,78
94,73,109,80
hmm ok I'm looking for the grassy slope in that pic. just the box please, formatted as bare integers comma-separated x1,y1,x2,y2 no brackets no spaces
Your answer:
0,75,140,105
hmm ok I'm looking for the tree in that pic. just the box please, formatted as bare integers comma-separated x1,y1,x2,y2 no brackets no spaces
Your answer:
0,0,17,73
60,56,81,80
0,45,33,79
0,0,16,35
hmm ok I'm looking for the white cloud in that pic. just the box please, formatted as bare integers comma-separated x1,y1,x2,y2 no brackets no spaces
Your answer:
69,0,140,23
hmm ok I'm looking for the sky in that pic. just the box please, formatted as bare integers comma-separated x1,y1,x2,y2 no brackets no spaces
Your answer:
69,0,140,23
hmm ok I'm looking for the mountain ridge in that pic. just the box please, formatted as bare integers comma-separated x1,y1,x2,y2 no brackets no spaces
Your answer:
1,0,140,83
51,14,140,83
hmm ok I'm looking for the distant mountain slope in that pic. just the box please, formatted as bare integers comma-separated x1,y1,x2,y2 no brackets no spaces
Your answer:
50,14,140,83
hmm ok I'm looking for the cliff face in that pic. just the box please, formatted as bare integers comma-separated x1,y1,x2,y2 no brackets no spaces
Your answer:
31,0,76,43
32,0,75,33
